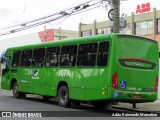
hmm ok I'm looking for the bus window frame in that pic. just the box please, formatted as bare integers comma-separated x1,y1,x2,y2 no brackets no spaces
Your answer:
60,44,77,68
77,42,98,68
97,41,110,67
32,48,45,68
12,50,22,68
21,49,33,68
45,46,60,68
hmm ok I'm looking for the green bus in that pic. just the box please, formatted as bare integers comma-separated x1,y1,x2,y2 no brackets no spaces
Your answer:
1,33,159,108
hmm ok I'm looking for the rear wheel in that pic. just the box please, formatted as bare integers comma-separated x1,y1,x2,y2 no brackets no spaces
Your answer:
58,86,70,107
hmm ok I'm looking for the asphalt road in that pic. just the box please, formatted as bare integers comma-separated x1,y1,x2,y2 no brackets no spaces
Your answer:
0,90,159,120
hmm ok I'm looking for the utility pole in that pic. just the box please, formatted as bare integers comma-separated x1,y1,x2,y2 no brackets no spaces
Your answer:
59,27,61,40
112,0,120,33
44,25,47,42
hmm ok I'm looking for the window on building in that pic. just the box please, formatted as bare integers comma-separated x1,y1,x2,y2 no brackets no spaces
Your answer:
82,30,92,37
97,28,111,35
135,22,141,35
77,43,97,66
148,21,153,34
46,47,60,67
141,21,147,35
135,20,153,35
97,41,109,66
12,51,21,67
60,45,77,67
97,29,102,34
157,19,160,34
32,48,45,67
21,49,32,67
120,23,131,34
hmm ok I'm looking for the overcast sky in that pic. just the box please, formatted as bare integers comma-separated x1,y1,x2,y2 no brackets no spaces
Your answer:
0,0,159,39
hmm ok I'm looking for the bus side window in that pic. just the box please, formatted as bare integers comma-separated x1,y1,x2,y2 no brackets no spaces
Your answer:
21,49,32,67
3,56,11,69
77,43,97,66
12,51,21,67
46,47,60,67
6,57,10,69
97,41,109,66
60,45,77,67
32,48,45,67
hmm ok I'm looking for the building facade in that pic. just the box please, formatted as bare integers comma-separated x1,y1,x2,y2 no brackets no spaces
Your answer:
79,8,160,49
0,29,78,54
39,29,78,42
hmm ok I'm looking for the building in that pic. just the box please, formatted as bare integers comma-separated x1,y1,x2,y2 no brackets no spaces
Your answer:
39,28,78,42
0,28,78,54
79,8,160,48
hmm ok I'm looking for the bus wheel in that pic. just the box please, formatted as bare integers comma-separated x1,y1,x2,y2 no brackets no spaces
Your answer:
12,82,21,98
58,86,70,107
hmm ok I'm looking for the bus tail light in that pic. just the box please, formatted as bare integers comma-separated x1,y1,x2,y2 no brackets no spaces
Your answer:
112,72,118,89
154,76,158,92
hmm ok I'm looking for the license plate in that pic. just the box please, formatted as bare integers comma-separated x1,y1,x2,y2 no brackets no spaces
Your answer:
133,94,141,98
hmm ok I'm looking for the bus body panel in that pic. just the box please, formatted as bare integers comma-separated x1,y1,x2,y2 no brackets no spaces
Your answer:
1,33,159,104
71,67,109,101
42,68,57,96
107,35,159,101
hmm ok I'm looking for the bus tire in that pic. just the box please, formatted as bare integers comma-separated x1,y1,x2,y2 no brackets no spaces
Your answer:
58,86,70,107
12,82,21,98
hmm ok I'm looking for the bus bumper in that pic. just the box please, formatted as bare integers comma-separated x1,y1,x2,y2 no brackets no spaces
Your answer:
108,87,157,102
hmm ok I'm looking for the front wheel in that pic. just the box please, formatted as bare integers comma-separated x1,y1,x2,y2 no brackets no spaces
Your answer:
12,82,21,98
58,86,70,107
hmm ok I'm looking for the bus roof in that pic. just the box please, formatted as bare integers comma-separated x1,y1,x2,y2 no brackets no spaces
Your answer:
6,33,157,52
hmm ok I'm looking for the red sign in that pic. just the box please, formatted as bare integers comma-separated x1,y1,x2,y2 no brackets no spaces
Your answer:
136,3,151,14
38,29,54,42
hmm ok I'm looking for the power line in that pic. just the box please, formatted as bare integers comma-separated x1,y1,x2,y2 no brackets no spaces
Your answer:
0,0,102,37
0,0,94,34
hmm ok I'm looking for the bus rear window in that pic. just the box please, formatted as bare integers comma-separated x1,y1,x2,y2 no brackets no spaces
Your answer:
117,36,158,65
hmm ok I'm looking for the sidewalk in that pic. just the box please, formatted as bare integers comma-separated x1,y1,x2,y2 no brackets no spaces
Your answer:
115,99,160,112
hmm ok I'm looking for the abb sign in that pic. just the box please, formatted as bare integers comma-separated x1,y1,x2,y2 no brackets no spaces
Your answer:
136,3,151,14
